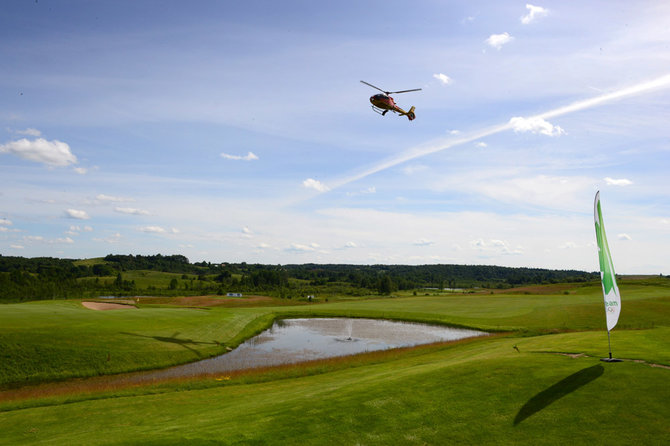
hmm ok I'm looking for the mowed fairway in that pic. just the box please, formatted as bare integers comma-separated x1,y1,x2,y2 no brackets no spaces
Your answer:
1,281,670,445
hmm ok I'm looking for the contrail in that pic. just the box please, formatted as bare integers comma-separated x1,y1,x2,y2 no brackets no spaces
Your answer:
326,73,670,191
539,74,670,120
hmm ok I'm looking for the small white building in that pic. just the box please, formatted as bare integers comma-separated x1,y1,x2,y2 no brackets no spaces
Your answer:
226,292,243,297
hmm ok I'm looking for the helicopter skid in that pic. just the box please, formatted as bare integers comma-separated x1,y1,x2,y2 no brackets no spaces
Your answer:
371,105,395,116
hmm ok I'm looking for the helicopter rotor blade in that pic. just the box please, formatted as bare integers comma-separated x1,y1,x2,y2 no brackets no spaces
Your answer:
360,80,389,95
361,81,421,95
389,88,422,94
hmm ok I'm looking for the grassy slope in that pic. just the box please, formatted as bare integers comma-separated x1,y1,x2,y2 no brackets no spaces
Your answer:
77,269,208,289
1,281,669,444
0,301,270,387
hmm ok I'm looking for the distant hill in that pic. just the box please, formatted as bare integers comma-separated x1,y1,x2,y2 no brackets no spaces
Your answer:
0,254,599,302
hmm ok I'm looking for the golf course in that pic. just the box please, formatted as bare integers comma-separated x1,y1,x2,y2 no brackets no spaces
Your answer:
1,277,669,445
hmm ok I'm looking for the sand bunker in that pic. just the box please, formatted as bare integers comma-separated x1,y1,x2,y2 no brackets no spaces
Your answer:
82,301,137,311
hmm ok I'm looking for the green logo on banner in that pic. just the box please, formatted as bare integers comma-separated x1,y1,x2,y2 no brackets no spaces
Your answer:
595,200,615,295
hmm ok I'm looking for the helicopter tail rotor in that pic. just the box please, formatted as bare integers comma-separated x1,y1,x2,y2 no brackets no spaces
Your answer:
406,106,416,121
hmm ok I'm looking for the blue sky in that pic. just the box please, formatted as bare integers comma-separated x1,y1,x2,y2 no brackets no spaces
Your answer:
2,1,670,273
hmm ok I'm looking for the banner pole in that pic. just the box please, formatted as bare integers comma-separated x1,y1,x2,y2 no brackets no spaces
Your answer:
607,329,612,360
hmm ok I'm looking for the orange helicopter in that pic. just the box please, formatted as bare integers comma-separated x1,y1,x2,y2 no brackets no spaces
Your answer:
361,80,421,121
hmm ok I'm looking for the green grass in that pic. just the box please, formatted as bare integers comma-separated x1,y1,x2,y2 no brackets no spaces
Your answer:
72,257,110,267
0,301,270,388
1,280,669,444
1,331,669,445
78,269,215,290
121,270,195,289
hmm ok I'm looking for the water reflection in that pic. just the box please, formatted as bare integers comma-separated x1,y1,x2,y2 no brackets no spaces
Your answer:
140,318,486,382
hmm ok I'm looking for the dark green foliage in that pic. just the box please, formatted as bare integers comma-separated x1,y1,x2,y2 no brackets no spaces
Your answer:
92,263,115,276
0,254,601,303
377,274,395,295
279,263,597,290
103,254,191,272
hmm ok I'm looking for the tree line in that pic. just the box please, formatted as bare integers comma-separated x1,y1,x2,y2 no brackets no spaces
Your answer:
0,254,598,302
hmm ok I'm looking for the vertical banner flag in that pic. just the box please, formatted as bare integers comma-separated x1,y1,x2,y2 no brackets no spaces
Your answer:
594,191,621,331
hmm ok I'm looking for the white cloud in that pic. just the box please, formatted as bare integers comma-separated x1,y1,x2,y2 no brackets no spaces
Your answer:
618,233,632,240
346,186,376,196
285,242,322,253
220,151,259,161
470,238,522,255
73,167,88,175
509,116,565,137
65,209,90,220
470,239,486,249
115,207,151,216
50,237,74,244
604,177,633,186
0,138,77,166
413,238,435,246
476,142,488,148
286,243,316,252
94,232,122,244
96,194,134,203
521,4,549,25
139,225,167,233
433,73,452,85
344,241,358,249
0,218,11,226
14,128,42,137
25,235,44,242
303,178,330,192
486,32,513,50
463,174,592,211
10,244,24,249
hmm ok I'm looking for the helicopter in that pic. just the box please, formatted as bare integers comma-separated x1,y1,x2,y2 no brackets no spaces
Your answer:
361,80,421,121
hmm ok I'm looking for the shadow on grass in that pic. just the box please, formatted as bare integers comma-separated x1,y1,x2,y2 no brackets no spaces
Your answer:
514,364,604,425
120,332,219,358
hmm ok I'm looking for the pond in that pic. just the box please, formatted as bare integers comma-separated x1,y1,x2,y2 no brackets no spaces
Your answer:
137,318,486,382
